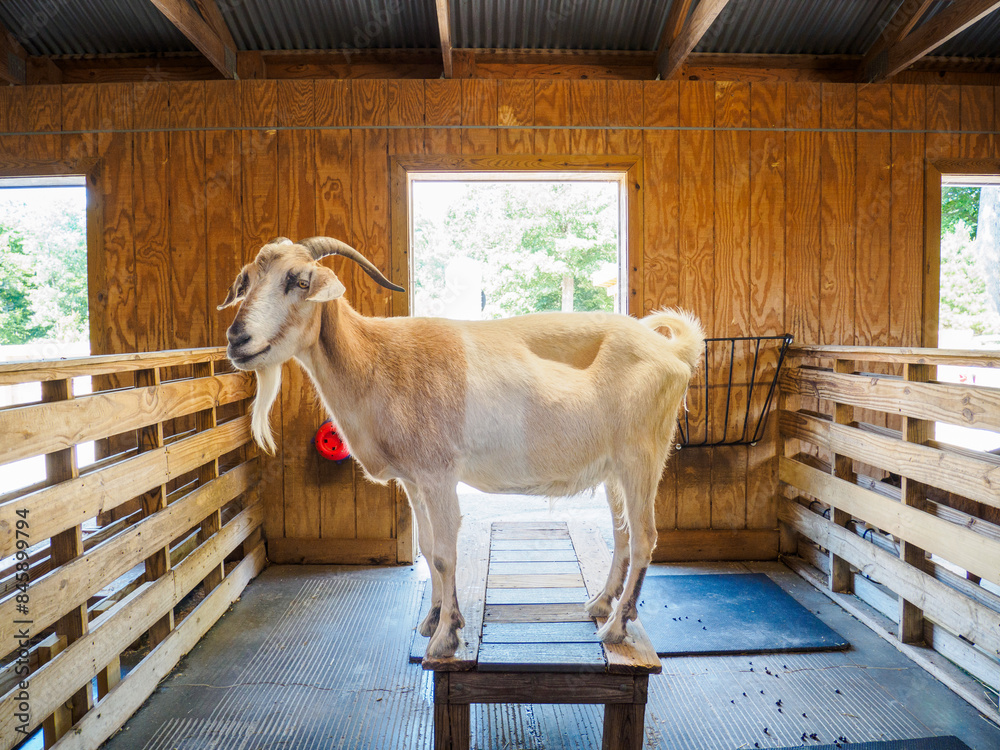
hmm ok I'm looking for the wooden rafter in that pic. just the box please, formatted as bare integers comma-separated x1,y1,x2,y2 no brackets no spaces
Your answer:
871,0,1000,82
0,20,27,85
654,0,695,66
657,0,733,80
860,0,936,81
191,0,238,54
192,0,265,79
436,0,453,78
148,0,237,79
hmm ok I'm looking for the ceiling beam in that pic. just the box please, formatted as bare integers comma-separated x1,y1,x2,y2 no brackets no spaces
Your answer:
874,0,1000,82
657,0,733,80
148,0,237,79
436,0,453,78
44,49,1000,86
0,21,27,85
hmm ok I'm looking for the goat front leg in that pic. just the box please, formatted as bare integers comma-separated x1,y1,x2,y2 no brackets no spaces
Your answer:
586,481,629,618
403,481,441,637
420,480,465,659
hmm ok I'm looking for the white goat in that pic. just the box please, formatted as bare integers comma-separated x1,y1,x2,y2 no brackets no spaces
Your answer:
221,237,704,658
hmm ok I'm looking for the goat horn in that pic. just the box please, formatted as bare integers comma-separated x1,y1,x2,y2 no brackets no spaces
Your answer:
299,236,405,293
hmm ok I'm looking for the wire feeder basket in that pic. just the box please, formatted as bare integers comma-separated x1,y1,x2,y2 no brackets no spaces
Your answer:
677,334,794,448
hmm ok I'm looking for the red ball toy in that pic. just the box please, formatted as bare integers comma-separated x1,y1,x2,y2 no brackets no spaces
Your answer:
314,421,350,462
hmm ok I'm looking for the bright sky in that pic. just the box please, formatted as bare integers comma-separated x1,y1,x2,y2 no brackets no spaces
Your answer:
411,179,620,225
0,186,85,210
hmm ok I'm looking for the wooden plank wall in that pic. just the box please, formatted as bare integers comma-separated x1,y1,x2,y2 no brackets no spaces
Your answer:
2,79,996,564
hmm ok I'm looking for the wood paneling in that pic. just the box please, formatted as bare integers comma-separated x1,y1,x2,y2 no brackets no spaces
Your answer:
388,79,426,156
534,80,570,154
747,81,786,530
350,80,395,541
820,83,857,347
675,81,715,532
277,80,322,543
498,79,534,154
168,82,208,351
132,84,170,354
461,78,498,155
713,81,751,531
425,78,461,154
314,80,358,541
10,78,987,562
95,83,137,356
890,84,926,347
642,81,677,532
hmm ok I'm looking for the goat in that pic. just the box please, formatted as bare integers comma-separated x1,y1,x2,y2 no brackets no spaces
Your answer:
220,236,704,658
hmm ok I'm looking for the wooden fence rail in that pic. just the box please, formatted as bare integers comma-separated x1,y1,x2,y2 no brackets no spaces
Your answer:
0,347,264,750
777,344,1000,709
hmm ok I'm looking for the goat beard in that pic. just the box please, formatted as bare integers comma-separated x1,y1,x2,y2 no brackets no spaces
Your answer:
251,365,282,455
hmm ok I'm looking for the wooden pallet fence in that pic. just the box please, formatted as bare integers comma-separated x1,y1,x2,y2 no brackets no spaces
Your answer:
777,344,1000,696
0,347,265,750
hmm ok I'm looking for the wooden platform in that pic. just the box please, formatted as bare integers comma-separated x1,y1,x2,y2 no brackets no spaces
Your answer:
423,521,661,750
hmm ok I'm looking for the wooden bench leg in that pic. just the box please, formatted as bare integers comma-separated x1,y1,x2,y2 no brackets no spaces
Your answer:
433,672,470,750
602,675,647,750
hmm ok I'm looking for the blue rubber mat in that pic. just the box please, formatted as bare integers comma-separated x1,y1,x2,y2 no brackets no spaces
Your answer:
773,738,970,750
637,573,849,656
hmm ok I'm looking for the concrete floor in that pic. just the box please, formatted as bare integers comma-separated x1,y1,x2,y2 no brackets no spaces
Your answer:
100,490,1000,750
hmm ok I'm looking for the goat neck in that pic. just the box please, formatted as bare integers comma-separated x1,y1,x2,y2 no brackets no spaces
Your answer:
293,298,390,439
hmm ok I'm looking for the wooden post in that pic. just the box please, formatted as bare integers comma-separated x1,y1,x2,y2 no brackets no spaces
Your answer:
777,378,798,555
39,634,70,747
41,379,93,723
898,362,933,644
433,672,470,750
90,599,123,698
239,396,263,560
97,653,122,699
829,360,854,593
602,675,648,750
136,367,174,645
194,361,224,592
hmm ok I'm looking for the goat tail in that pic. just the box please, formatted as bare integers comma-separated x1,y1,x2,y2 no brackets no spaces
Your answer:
251,365,282,455
641,308,706,372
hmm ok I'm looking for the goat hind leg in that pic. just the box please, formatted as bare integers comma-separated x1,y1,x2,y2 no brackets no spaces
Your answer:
586,481,629,618
597,469,658,645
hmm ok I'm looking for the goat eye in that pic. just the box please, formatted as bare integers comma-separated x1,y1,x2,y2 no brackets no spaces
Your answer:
297,279,309,290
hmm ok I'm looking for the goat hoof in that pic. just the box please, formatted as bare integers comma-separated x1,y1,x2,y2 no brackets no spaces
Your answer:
418,606,441,638
597,619,627,645
426,626,460,659
585,596,613,618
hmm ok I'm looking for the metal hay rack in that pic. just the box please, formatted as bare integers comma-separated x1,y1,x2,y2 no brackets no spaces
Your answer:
677,333,794,448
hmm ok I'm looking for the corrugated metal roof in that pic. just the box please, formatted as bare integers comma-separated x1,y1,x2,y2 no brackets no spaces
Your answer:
0,0,196,56
451,0,670,51
695,0,905,55
933,6,1000,58
222,0,438,51
0,0,995,62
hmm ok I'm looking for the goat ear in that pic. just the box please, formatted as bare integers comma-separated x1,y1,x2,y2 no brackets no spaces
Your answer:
217,272,246,310
306,266,346,303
